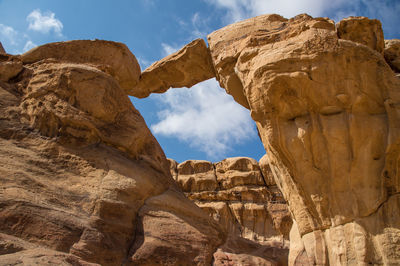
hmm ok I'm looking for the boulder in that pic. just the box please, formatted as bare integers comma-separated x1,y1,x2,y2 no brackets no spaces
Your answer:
21,40,140,93
337,16,385,54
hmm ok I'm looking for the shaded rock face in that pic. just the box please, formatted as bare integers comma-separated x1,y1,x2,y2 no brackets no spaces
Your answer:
0,40,224,265
169,157,292,265
135,13,400,265
384,39,400,74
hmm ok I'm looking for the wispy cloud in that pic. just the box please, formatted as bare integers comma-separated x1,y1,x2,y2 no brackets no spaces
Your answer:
151,78,256,159
161,42,181,57
27,9,63,36
0,24,19,45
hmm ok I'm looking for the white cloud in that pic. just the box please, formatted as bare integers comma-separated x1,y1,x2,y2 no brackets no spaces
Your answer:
23,40,37,52
151,78,257,159
27,9,63,35
161,43,180,57
0,24,19,45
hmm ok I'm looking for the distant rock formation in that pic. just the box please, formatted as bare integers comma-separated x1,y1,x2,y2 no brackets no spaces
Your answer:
133,14,400,265
169,156,292,265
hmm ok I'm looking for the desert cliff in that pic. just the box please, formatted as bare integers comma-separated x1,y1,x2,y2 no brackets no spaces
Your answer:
1,12,400,266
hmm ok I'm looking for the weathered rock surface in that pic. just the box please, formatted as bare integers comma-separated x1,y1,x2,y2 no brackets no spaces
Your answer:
21,40,141,93
0,40,224,265
208,14,400,265
131,38,215,98
0,42,5,54
0,54,23,82
143,13,400,265
384,39,400,73
169,157,292,265
337,16,385,54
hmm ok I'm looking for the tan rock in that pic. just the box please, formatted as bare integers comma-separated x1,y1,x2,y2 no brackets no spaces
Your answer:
148,12,400,265
20,40,140,92
215,157,265,189
259,154,276,186
0,41,224,265
173,157,291,264
384,39,400,73
0,42,5,54
176,159,218,192
0,55,23,82
131,38,215,98
208,13,400,265
337,16,385,54
167,158,178,181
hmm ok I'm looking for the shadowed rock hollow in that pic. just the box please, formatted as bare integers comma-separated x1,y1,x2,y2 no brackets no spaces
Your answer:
1,12,400,266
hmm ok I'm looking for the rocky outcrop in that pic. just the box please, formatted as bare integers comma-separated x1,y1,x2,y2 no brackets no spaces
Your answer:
384,39,400,73
0,42,5,54
136,13,400,265
131,39,215,98
0,40,224,265
336,16,385,54
169,157,292,265
208,14,400,265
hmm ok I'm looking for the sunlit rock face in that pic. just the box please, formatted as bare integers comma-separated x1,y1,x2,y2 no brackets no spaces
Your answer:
0,40,224,265
169,156,292,265
208,14,400,265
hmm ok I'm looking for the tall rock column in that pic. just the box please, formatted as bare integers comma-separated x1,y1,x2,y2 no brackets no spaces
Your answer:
208,14,400,265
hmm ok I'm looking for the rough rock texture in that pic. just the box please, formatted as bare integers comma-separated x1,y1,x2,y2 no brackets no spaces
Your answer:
21,40,141,93
337,16,385,54
208,14,400,265
384,39,400,73
0,54,23,82
169,157,292,265
143,13,400,265
0,42,5,54
131,38,215,98
0,40,224,265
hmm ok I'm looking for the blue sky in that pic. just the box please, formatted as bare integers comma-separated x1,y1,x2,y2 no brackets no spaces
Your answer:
1,0,399,162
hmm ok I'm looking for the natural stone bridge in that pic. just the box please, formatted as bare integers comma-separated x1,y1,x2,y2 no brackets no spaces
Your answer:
130,14,400,265
0,13,399,265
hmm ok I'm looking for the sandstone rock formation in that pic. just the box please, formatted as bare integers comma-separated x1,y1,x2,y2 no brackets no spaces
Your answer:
384,39,400,74
0,40,225,265
169,157,291,265
134,14,400,265
132,39,215,98
0,42,5,54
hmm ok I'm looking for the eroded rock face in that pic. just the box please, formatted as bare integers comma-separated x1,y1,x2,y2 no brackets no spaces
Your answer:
0,41,224,265
208,14,400,265
169,157,292,265
0,42,5,54
21,40,141,93
143,13,400,265
131,38,215,98
336,16,385,54
384,39,400,73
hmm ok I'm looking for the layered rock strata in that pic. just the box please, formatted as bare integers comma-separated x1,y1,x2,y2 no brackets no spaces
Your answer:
133,14,400,265
169,157,292,265
0,40,225,265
